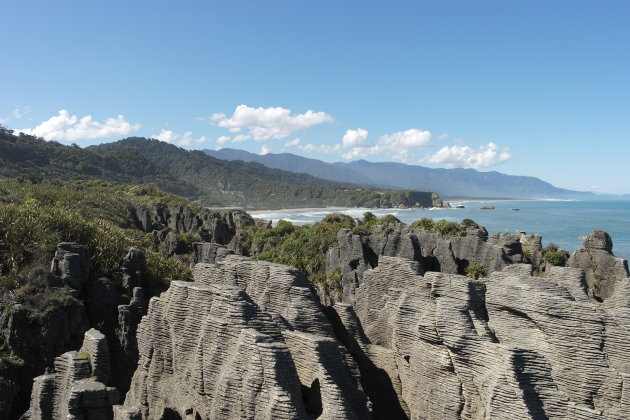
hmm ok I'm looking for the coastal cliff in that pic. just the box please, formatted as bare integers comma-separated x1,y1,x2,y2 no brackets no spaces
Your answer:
2,192,630,419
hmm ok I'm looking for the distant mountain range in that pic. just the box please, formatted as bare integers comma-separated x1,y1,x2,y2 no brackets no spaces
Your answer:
0,128,441,209
206,148,595,199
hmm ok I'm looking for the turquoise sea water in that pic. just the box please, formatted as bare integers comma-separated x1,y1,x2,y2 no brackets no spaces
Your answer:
251,200,630,261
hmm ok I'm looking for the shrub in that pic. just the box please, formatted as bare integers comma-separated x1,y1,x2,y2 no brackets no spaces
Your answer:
433,220,462,236
461,218,479,229
176,232,201,254
465,263,485,279
543,250,566,266
410,217,435,231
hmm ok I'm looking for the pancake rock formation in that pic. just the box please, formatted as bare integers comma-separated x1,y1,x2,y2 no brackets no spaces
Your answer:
337,256,630,419
22,328,119,420
117,254,369,419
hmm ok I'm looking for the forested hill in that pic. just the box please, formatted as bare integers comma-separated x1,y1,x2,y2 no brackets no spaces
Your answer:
0,128,439,209
88,137,440,208
0,127,198,197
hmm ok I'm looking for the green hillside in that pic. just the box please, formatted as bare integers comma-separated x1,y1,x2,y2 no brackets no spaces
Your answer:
0,128,198,198
1,127,441,209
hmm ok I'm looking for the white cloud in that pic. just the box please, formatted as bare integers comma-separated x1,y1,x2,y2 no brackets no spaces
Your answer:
12,105,31,119
284,137,341,155
261,144,272,155
341,145,380,160
300,143,341,154
342,128,368,148
379,128,431,148
20,109,140,141
152,129,179,143
151,129,211,146
210,104,333,141
284,138,301,148
215,134,251,144
423,142,511,168
438,133,449,140
341,128,432,160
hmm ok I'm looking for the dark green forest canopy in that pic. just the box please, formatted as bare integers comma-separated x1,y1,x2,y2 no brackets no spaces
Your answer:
0,127,440,209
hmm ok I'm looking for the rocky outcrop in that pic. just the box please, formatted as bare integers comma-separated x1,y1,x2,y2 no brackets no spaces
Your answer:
22,328,119,420
326,226,523,305
0,298,89,418
2,244,150,418
127,205,256,254
336,256,630,419
50,242,91,293
568,230,629,300
118,255,369,419
192,242,234,264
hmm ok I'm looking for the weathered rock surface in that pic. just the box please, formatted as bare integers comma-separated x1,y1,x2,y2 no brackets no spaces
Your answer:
338,256,630,419
326,226,523,305
22,328,119,420
2,244,150,419
118,255,369,419
568,230,629,300
127,205,255,254
50,242,91,293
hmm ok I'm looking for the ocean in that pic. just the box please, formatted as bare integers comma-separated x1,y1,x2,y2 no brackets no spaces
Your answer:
251,199,630,261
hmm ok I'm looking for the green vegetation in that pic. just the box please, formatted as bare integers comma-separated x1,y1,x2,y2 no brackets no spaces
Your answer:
1,127,442,209
242,214,355,283
522,248,532,263
465,263,485,279
410,217,479,237
352,212,402,234
0,127,198,197
0,178,194,298
542,243,567,266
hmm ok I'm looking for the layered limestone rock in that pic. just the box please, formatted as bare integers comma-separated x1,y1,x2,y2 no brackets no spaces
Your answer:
326,226,522,305
118,255,369,419
22,329,119,420
127,205,256,254
568,230,629,300
50,242,91,293
338,256,630,419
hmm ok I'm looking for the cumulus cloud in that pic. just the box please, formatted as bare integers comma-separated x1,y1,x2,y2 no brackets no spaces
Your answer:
284,138,301,148
423,142,511,168
151,129,211,146
379,128,431,148
20,109,140,141
261,144,272,155
215,134,251,144
341,128,432,160
342,128,368,148
210,104,333,141
152,129,179,143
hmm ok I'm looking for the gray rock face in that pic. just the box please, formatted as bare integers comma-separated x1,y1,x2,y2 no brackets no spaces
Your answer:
568,230,629,300
121,249,145,294
128,204,254,248
50,242,91,293
338,256,630,419
22,329,119,420
118,255,369,419
192,242,234,264
326,226,521,305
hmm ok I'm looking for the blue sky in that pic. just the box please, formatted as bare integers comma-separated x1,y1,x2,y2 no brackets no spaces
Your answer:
1,1,628,193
